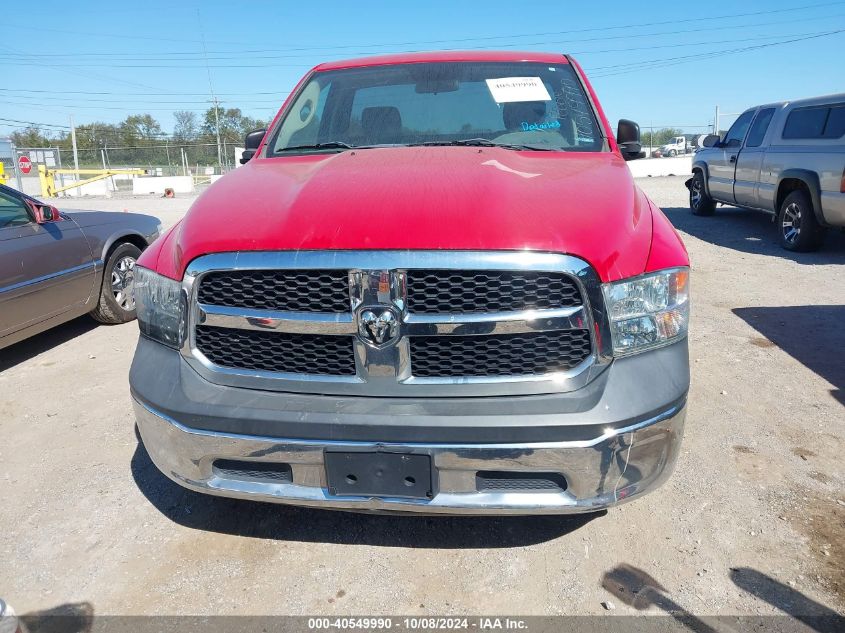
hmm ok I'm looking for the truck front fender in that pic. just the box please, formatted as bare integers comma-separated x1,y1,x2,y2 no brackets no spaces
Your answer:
691,162,711,197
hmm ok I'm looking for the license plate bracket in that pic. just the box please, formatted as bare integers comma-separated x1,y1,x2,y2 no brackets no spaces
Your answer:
325,451,433,500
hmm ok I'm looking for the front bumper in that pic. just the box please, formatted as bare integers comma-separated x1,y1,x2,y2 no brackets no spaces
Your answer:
131,337,688,515
133,396,685,516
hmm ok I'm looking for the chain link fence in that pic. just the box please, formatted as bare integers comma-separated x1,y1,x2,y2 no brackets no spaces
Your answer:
36,142,243,176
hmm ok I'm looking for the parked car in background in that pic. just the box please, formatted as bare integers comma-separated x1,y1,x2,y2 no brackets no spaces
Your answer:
0,184,161,350
131,51,690,516
688,93,845,251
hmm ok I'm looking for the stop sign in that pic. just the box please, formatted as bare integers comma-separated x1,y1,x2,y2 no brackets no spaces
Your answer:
18,156,32,174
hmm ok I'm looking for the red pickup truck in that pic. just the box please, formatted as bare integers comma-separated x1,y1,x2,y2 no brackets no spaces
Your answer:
130,51,690,515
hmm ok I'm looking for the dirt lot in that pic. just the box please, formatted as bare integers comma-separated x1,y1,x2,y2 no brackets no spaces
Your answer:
1,177,843,621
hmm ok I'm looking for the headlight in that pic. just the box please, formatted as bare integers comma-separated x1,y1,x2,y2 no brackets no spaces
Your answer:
134,266,187,348
602,268,689,356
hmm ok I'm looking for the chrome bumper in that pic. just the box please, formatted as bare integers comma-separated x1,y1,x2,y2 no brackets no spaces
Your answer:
133,397,685,515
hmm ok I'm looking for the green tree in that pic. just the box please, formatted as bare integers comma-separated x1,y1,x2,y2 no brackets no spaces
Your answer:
202,106,266,145
642,127,684,148
11,125,54,148
173,110,199,142
119,114,162,144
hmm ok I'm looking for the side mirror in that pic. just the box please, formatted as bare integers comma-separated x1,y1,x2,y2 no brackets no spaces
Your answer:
240,128,267,164
27,200,61,224
617,119,642,161
702,134,721,148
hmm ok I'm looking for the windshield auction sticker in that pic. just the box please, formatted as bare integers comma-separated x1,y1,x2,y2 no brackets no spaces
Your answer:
485,77,552,103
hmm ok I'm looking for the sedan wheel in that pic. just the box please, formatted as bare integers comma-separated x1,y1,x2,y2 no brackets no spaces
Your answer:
90,242,143,324
111,255,137,311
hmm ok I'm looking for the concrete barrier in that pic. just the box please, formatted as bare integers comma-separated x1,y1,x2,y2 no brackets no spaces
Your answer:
627,156,693,178
132,176,194,195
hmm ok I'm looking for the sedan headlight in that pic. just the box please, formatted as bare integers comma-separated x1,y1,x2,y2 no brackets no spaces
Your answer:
134,266,187,348
602,268,689,356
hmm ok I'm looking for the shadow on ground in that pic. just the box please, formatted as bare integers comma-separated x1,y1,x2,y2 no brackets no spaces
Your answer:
130,438,601,548
0,316,98,373
602,564,843,633
731,567,844,632
20,601,94,633
661,205,845,264
733,305,844,406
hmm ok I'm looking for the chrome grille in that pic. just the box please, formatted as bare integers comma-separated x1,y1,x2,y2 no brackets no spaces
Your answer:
406,270,582,313
410,331,592,377
195,325,356,376
184,251,609,397
197,269,349,313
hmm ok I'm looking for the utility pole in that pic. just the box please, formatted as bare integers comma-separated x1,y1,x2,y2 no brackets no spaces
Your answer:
714,105,720,135
70,114,80,172
11,142,23,192
198,8,223,173
212,96,223,171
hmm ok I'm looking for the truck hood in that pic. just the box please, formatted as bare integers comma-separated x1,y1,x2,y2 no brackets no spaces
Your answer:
158,146,654,282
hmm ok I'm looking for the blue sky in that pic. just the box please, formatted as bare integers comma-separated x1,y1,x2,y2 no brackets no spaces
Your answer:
1,0,844,139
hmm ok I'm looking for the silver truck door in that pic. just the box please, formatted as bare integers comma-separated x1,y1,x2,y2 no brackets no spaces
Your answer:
0,187,96,339
708,109,756,203
734,108,776,209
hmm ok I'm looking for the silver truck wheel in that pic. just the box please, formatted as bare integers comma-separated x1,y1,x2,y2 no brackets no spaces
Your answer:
777,190,826,252
690,171,715,216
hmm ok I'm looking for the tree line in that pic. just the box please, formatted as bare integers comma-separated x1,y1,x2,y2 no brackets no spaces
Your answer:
10,113,701,168
640,128,687,148
9,107,269,170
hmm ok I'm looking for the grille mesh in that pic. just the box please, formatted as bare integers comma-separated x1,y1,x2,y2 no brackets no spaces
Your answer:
476,471,568,492
212,460,293,483
410,330,591,377
406,270,582,314
198,270,349,313
195,325,356,376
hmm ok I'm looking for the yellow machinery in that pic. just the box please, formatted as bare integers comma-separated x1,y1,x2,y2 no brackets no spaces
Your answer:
37,164,146,197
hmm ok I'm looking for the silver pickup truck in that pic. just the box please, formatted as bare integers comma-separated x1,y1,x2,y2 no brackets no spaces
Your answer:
688,93,845,251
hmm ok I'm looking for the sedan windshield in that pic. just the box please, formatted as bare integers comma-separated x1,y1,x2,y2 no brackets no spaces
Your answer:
268,62,605,154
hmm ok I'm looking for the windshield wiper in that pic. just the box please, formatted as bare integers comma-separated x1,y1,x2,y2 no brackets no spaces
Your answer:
275,141,356,153
413,138,557,151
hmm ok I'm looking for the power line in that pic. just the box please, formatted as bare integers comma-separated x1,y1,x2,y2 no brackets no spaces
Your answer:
588,29,845,77
0,95,283,105
1,1,841,53
0,117,70,129
4,10,843,69
3,18,840,64
0,99,276,112
0,88,290,97
0,43,160,93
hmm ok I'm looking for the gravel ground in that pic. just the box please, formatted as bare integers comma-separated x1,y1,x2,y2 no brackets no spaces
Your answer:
1,177,843,622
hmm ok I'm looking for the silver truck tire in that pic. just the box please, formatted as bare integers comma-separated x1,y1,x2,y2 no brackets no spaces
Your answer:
777,190,826,252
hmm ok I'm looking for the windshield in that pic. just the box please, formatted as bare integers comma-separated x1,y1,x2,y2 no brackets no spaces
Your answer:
268,62,605,154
